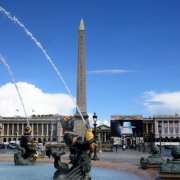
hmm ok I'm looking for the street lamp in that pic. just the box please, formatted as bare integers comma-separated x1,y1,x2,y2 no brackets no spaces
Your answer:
134,132,137,150
138,132,141,152
143,132,146,153
158,124,162,155
92,113,99,160
0,125,2,144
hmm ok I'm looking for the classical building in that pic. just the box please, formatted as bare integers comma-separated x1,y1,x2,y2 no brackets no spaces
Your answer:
110,115,180,146
96,124,111,143
153,115,180,145
0,115,63,144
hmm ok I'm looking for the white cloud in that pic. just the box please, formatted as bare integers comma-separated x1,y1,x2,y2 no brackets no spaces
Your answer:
0,82,76,117
87,69,132,74
143,90,180,115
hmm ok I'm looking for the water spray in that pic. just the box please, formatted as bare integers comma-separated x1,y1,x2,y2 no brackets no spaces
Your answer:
0,54,29,125
0,6,88,128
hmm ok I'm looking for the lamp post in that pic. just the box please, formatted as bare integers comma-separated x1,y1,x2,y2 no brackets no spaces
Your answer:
143,133,146,153
138,132,141,152
92,113,99,160
0,125,2,144
158,124,162,155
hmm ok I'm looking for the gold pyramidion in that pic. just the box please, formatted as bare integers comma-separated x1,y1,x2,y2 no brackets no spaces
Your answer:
79,19,85,30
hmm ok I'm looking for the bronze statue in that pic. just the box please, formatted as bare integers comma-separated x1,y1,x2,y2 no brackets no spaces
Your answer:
14,126,39,165
140,145,164,169
53,116,97,180
159,145,180,179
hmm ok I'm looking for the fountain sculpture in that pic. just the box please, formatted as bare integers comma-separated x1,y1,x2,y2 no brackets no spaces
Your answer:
14,126,39,165
159,145,180,179
140,145,164,169
52,116,97,180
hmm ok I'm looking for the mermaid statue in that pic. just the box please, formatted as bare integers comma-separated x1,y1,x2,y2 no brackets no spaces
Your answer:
14,126,39,165
52,116,97,180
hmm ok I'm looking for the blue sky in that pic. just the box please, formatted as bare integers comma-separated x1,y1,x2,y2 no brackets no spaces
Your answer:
0,0,180,124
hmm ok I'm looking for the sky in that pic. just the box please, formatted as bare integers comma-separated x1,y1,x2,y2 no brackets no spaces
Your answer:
0,0,180,125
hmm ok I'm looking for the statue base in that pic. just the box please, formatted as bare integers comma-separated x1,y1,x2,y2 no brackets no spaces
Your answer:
159,159,180,179
14,151,36,166
159,173,180,179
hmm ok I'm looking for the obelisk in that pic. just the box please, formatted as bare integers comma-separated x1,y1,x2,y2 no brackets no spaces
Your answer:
74,19,89,137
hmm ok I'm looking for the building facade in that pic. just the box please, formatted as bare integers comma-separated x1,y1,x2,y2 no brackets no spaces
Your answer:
0,115,63,144
110,115,180,147
153,115,180,145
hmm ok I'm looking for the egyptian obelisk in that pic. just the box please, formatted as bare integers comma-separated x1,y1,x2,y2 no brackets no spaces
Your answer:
74,19,89,137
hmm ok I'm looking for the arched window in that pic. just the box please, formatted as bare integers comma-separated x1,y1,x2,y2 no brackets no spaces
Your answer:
38,138,42,143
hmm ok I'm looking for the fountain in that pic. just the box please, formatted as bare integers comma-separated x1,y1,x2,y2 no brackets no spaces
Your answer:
140,145,164,169
52,116,97,179
14,126,39,165
0,54,29,124
0,6,153,179
0,54,40,165
159,145,180,179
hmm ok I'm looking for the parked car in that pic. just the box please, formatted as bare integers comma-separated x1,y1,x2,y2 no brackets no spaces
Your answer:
7,143,19,149
0,144,5,149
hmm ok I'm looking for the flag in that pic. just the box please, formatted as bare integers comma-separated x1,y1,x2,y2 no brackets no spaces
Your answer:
16,109,19,112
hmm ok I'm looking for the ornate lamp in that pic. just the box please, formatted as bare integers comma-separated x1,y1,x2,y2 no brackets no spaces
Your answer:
92,113,99,160
158,124,162,155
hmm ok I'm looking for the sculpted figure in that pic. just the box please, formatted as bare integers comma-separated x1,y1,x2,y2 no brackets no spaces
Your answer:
160,145,180,175
140,145,164,169
53,116,97,180
14,126,39,165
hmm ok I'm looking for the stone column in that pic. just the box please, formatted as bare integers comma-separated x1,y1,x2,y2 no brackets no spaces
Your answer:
74,19,89,137
31,124,34,136
2,124,4,136
7,124,9,136
47,124,49,136
36,124,38,135
162,121,164,135
22,124,24,135
42,123,44,136
104,132,106,142
17,124,19,135
168,121,170,135
57,119,63,143
12,124,14,136
98,131,101,142
146,123,148,134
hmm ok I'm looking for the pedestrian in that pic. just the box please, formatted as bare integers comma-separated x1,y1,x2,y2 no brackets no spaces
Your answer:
115,144,118,152
122,144,126,151
46,145,52,158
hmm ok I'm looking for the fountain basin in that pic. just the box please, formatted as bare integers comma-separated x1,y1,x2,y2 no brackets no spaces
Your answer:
0,162,143,180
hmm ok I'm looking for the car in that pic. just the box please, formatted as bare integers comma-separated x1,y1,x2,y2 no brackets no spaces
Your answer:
7,143,19,149
0,144,5,149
